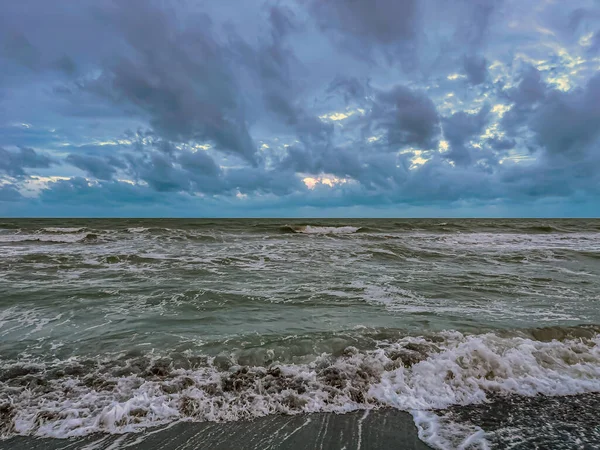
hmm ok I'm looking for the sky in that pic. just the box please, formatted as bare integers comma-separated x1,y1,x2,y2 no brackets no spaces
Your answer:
1,0,600,217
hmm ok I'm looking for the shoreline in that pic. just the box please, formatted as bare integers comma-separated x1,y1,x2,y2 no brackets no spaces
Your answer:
1,409,432,450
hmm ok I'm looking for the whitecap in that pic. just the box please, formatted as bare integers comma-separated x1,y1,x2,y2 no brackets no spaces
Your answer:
291,225,361,234
2,330,600,445
42,227,85,233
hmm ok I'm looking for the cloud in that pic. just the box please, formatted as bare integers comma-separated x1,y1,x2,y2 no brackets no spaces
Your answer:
2,32,42,71
530,72,600,158
79,1,258,164
307,0,502,69
442,105,491,166
372,85,440,150
38,177,164,206
66,153,122,180
0,184,22,202
0,146,56,177
463,54,488,85
310,0,418,47
326,76,370,105
0,0,599,216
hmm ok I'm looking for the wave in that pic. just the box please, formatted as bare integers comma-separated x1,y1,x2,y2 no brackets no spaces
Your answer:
283,225,362,235
127,227,150,233
519,225,565,233
0,232,99,244
41,227,86,234
1,327,599,446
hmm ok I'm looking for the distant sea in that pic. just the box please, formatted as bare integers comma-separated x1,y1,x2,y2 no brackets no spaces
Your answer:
1,219,600,449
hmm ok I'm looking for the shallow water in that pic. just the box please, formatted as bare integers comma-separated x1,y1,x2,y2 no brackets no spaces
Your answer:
1,219,600,448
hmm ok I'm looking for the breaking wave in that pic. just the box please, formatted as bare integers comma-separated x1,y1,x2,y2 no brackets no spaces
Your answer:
0,232,99,244
283,225,362,234
41,227,86,234
2,326,600,448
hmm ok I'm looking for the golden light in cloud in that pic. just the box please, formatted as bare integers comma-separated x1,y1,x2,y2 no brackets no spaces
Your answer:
303,177,318,190
410,150,429,169
318,108,367,121
579,32,594,47
20,176,73,197
94,139,133,147
30,175,71,182
447,74,466,80
491,104,511,118
547,74,571,91
318,111,354,121
482,123,504,140
302,174,348,190
439,140,449,151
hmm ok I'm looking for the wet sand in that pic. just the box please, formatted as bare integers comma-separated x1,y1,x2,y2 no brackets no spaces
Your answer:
1,409,431,449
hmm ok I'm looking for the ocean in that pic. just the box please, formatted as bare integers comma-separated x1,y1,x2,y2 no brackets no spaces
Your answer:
1,219,600,449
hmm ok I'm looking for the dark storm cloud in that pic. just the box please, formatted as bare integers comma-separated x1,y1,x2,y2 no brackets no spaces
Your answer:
326,76,371,105
372,85,440,150
1,0,600,216
568,6,600,53
125,151,191,193
2,32,41,71
530,73,600,158
281,144,361,179
463,55,488,85
307,0,421,69
500,65,548,138
487,137,516,151
499,68,600,163
490,69,600,203
38,177,163,206
81,1,258,164
454,0,502,49
121,137,302,197
307,0,502,68
442,105,491,167
2,32,78,76
0,147,56,177
177,150,221,178
310,0,418,46
508,65,547,106
66,154,122,180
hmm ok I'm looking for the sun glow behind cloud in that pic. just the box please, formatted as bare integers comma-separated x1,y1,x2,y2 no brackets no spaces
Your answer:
303,175,350,190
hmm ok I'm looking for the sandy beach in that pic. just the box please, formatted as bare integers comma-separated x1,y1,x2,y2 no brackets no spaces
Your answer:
2,409,430,450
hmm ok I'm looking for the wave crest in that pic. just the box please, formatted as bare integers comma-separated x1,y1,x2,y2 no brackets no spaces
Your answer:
42,227,86,234
2,329,599,441
284,225,362,235
0,232,99,244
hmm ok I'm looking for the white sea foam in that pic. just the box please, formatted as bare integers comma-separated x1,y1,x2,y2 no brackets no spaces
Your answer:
0,233,92,243
127,227,149,233
2,331,600,448
42,227,85,233
412,410,489,450
292,225,361,234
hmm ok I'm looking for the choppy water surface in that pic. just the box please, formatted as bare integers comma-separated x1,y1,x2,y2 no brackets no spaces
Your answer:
1,219,600,449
